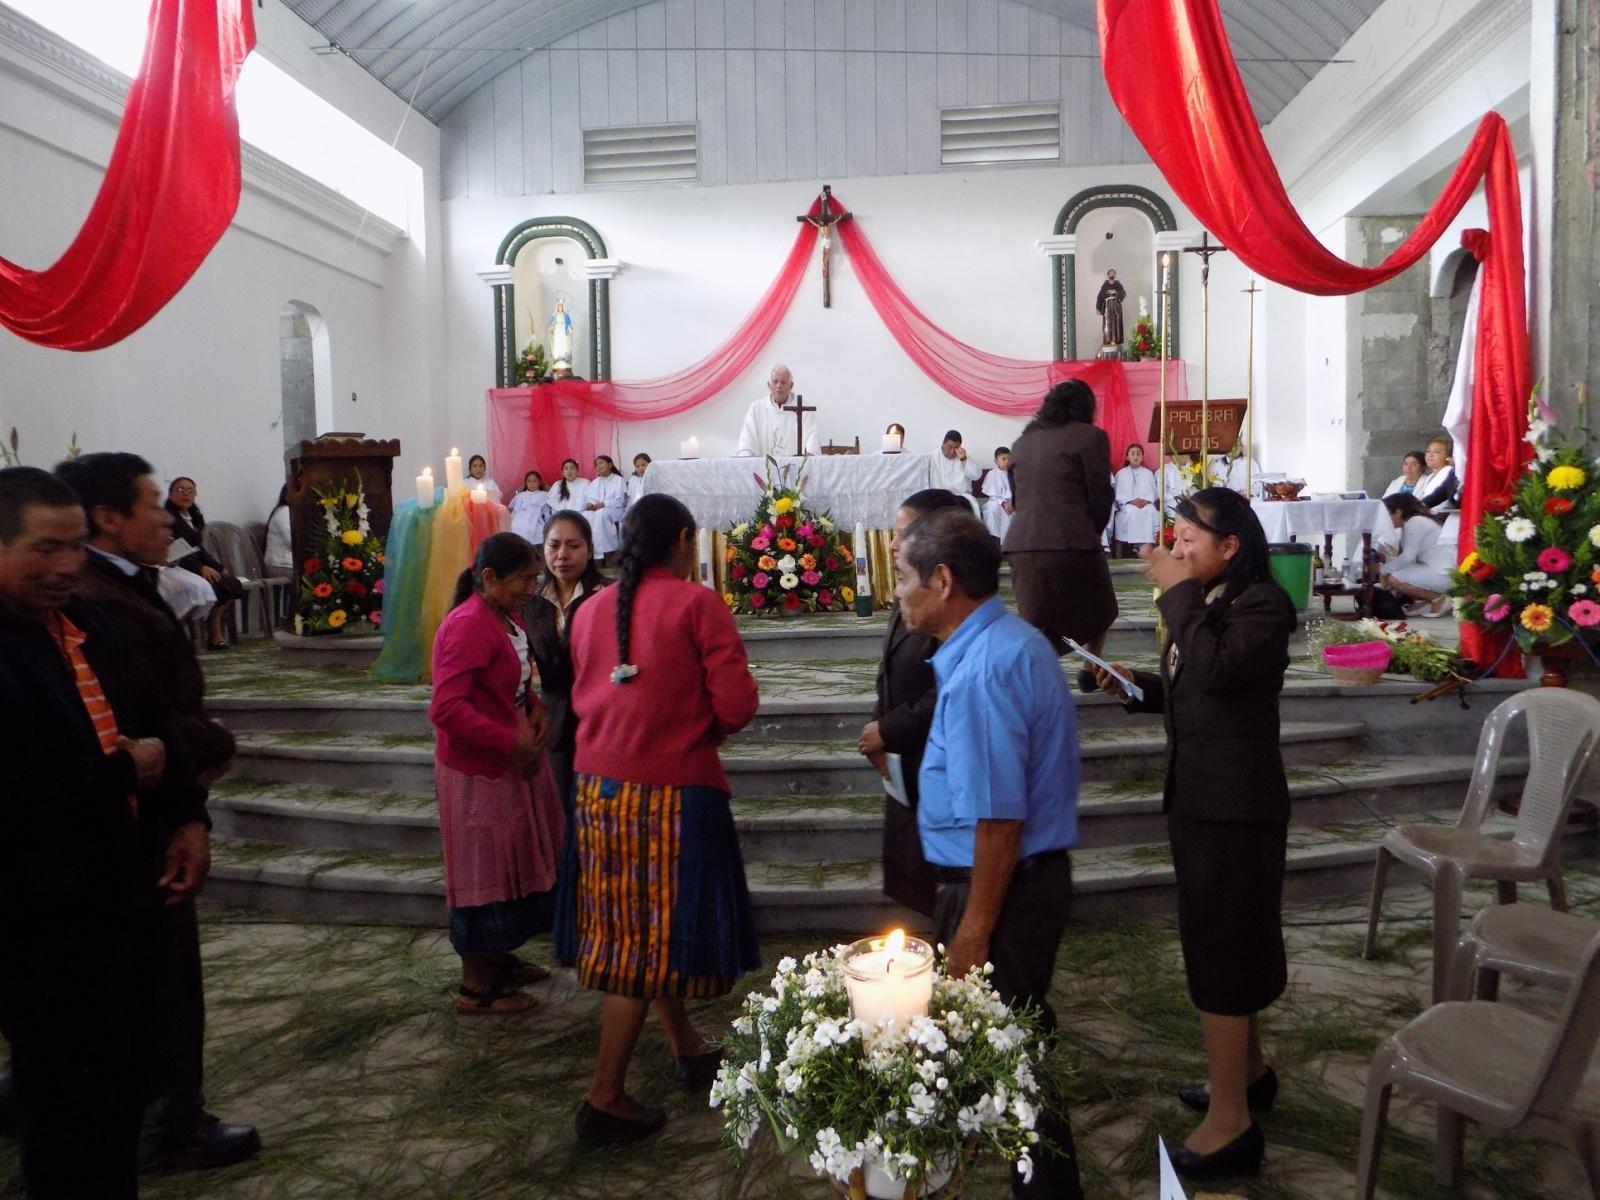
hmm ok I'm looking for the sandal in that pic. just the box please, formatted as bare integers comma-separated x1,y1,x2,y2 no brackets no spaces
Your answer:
493,955,551,987
455,984,537,1015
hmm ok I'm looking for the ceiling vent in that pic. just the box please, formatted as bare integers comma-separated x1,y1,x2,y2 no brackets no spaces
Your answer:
939,103,1061,166
583,122,698,187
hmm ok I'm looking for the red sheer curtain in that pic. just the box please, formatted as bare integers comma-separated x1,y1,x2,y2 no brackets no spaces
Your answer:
1098,0,1529,673
0,0,255,350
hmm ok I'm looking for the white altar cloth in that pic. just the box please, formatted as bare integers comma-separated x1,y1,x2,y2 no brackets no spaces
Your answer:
642,453,936,530
1250,497,1389,543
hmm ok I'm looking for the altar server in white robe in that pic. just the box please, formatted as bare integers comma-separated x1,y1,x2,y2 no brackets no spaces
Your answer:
466,454,502,503
1216,444,1264,498
1112,445,1160,555
585,455,629,560
549,458,588,516
626,453,651,508
933,430,983,515
509,470,552,546
979,447,1014,539
737,363,818,457
1159,455,1188,517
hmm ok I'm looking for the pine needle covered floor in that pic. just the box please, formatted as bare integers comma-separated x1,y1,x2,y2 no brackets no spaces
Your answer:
3,873,1595,1199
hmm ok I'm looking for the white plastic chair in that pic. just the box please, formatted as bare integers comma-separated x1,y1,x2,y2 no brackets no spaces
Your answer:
1450,904,1600,1002
1355,924,1600,1198
1363,688,1600,1001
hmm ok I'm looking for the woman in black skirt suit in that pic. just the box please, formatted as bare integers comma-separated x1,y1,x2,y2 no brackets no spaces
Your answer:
1092,487,1297,1180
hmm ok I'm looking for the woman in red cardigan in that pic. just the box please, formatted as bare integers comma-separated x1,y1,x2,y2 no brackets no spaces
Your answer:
429,533,564,1015
563,494,761,1146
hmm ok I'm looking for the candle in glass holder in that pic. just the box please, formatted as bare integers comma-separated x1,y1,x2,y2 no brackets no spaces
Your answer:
444,447,464,492
681,436,700,460
881,432,903,454
416,468,435,508
842,930,934,1035
697,528,713,587
471,484,488,505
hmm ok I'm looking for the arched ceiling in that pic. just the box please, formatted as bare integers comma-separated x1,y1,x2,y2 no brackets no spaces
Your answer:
280,0,1382,127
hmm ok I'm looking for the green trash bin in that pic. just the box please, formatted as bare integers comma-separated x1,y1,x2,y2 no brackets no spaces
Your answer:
1268,543,1314,613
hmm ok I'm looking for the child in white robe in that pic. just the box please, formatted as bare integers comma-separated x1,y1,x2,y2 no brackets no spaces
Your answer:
626,453,651,509
509,470,551,547
1112,444,1160,555
979,447,1014,540
549,459,589,518
585,455,629,560
466,454,502,503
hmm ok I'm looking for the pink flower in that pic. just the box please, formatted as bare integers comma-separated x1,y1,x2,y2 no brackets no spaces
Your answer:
1482,593,1511,622
796,523,815,539
373,578,385,595
750,536,771,551
1570,599,1600,628
801,570,821,586
368,609,382,626
1538,546,1574,573
760,524,776,539
751,572,770,590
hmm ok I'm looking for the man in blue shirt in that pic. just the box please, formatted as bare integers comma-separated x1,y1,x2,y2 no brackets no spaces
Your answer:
896,507,1083,1200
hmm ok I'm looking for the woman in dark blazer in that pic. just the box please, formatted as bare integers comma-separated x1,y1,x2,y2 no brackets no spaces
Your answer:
856,488,971,917
1093,487,1297,1181
165,477,245,651
1003,380,1118,680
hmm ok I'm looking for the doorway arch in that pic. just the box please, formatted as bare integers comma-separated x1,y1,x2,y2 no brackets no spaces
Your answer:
279,301,331,454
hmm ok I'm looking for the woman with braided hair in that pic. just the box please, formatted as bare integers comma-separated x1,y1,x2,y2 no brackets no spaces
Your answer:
562,494,760,1146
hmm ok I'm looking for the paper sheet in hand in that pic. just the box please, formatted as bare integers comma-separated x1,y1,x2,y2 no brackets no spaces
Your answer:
1065,638,1144,703
883,753,909,808
1157,1137,1189,1200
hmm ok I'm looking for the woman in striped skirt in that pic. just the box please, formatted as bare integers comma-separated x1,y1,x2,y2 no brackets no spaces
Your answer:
563,494,761,1145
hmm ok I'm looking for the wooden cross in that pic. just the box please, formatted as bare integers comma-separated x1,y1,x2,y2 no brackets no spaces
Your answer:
797,184,851,308
1182,230,1230,286
782,393,816,457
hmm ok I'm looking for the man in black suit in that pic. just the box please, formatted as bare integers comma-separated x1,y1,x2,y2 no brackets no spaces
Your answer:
53,452,259,1174
0,466,207,1198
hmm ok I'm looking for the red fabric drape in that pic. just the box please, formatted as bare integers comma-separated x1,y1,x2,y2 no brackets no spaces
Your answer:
1098,0,1529,674
0,0,254,350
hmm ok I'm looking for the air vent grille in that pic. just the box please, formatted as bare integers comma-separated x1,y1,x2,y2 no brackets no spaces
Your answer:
583,122,698,186
940,103,1061,166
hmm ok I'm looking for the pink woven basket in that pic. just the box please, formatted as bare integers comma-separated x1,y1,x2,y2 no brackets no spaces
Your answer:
1323,641,1391,683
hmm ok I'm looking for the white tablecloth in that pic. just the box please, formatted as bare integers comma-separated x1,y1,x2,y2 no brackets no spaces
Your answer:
642,453,936,530
1250,498,1390,543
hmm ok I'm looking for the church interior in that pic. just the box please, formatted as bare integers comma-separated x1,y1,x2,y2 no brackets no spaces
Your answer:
2,0,1596,1197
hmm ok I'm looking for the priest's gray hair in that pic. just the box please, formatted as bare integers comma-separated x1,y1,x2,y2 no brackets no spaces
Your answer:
768,363,793,382
900,509,1000,601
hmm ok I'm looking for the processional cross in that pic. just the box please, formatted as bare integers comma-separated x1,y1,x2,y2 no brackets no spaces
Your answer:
797,184,851,309
1182,231,1231,456
783,393,816,457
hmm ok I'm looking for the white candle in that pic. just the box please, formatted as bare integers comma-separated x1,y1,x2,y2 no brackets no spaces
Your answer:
444,447,464,492
681,436,699,459
842,931,934,1036
415,468,434,508
697,529,713,588
881,432,902,454
854,522,871,593
471,484,488,505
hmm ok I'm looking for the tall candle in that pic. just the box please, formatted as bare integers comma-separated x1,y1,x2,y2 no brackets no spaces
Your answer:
881,432,902,454
471,484,488,505
416,468,434,508
444,447,464,492
853,522,872,616
842,931,934,1036
681,436,700,459
697,529,713,588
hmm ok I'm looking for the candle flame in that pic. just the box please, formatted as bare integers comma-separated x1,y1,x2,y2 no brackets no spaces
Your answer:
884,929,905,955
451,447,458,456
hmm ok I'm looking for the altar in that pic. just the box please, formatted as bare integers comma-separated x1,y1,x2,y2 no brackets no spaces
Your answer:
642,452,937,531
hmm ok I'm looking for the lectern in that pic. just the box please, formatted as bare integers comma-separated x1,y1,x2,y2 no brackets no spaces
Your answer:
285,435,401,567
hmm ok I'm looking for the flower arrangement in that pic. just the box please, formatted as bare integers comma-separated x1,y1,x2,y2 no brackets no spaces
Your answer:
1124,316,1161,361
516,338,549,385
1307,617,1463,682
1451,404,1600,651
296,475,385,636
712,947,1043,1198
725,458,857,616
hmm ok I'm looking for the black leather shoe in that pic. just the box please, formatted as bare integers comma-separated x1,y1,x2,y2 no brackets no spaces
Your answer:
673,1049,725,1092
1170,1122,1265,1179
148,1114,261,1172
1177,1065,1278,1114
575,1101,666,1147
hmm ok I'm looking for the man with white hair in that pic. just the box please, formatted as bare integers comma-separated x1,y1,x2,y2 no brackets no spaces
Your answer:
736,364,818,458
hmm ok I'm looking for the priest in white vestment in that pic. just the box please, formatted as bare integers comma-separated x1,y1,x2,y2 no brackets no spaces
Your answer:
979,448,1014,539
1112,446,1161,553
737,363,818,457
1215,448,1264,497
933,430,983,514
585,456,629,558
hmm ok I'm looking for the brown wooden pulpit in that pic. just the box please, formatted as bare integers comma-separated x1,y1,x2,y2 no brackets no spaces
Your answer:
1147,399,1247,455
285,435,401,567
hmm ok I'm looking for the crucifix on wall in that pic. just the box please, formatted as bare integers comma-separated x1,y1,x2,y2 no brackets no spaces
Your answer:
797,184,851,308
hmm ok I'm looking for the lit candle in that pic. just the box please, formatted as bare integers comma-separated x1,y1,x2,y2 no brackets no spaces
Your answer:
444,447,464,492
415,467,434,508
471,483,488,505
681,436,700,459
841,930,934,1036
881,432,902,454
697,528,713,587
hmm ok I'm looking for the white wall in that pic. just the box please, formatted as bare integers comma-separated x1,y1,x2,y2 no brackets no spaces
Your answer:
444,165,1260,473
0,1,443,525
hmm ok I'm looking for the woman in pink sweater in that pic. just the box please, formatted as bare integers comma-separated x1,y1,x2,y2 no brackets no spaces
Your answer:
429,533,564,1015
562,494,760,1146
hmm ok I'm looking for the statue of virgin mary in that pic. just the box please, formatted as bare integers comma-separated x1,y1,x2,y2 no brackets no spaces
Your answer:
549,298,575,376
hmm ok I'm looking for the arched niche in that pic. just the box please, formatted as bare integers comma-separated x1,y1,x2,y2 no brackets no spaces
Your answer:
1051,185,1180,361
279,300,331,455
491,217,611,387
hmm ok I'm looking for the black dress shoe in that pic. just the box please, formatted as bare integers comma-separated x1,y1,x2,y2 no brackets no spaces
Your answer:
673,1049,725,1092
575,1101,666,1147
1177,1065,1278,1114
147,1114,261,1172
1170,1122,1265,1179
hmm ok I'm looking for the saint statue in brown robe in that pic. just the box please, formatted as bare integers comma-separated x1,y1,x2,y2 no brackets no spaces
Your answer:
1096,270,1126,349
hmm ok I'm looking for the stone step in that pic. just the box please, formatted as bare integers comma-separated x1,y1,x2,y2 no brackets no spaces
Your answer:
228,720,1367,796
207,754,1523,862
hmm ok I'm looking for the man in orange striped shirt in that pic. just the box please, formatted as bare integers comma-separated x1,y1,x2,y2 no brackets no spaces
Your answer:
0,467,206,1200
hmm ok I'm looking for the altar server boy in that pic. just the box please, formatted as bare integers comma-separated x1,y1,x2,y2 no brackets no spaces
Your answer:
1112,445,1160,555
979,448,1014,540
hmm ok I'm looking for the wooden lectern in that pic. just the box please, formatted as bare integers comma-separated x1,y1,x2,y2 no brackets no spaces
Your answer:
285,435,401,568
1147,400,1248,455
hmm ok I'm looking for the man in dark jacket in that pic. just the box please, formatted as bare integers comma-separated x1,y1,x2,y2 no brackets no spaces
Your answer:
0,467,209,1198
55,453,259,1173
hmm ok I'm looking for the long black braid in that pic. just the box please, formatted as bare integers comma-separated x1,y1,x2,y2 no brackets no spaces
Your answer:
611,493,696,684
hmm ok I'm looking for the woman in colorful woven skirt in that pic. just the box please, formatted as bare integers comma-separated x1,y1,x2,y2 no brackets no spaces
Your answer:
429,532,565,1015
564,494,761,1146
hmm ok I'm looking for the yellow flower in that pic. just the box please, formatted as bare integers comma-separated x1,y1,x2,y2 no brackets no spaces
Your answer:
345,493,360,507
328,609,348,628
840,586,855,604
1520,603,1554,633
340,529,364,546
773,496,794,515
723,592,735,608
758,554,777,571
1458,551,1480,574
1547,465,1587,491
320,497,338,509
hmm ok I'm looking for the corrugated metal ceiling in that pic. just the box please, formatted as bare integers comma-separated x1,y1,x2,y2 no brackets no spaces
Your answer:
280,0,1383,126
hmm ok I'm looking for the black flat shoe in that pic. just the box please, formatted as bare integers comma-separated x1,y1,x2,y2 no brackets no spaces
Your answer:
1170,1122,1264,1179
1177,1065,1278,1114
674,1049,725,1091
575,1100,666,1147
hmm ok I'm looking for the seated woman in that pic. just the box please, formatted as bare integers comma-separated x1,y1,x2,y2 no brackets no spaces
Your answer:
1379,493,1452,617
1414,436,1459,510
264,485,293,582
165,477,245,650
585,456,628,563
1382,450,1426,498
